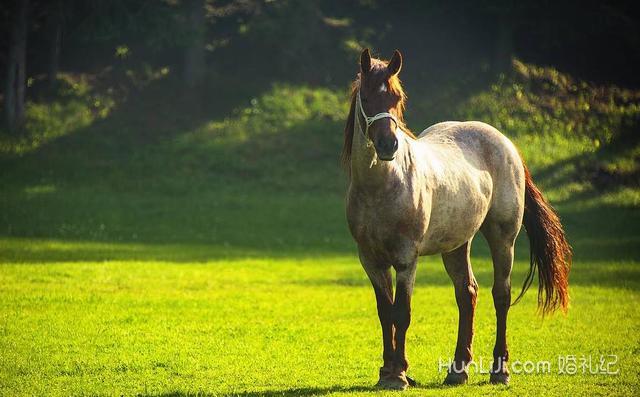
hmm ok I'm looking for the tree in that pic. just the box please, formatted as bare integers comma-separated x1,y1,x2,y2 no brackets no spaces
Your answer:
184,0,205,88
4,0,29,132
47,0,65,88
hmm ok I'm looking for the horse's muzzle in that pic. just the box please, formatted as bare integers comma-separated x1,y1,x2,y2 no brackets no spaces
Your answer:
374,136,398,161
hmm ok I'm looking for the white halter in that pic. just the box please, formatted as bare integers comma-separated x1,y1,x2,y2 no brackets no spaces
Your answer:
355,89,399,167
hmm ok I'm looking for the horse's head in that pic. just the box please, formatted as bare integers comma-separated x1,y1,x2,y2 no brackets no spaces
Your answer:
357,48,405,161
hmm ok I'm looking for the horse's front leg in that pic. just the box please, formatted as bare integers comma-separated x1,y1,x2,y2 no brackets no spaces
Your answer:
361,262,395,386
388,262,417,390
443,241,478,385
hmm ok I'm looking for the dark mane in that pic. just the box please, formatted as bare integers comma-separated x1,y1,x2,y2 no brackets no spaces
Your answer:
341,58,415,170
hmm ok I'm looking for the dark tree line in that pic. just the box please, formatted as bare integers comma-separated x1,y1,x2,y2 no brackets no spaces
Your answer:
0,0,261,132
4,0,29,131
1,0,639,133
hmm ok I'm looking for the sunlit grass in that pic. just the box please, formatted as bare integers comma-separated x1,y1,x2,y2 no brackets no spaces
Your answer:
0,254,638,396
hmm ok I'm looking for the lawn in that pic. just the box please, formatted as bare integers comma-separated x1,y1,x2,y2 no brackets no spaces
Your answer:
1,64,639,396
1,243,639,396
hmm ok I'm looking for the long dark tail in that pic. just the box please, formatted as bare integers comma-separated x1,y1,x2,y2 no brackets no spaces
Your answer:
513,166,572,314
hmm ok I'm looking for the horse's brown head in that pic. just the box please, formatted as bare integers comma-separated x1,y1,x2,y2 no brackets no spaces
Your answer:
357,48,407,161
341,49,412,169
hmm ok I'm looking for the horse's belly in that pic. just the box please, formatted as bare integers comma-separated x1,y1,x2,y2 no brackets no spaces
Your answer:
418,176,492,255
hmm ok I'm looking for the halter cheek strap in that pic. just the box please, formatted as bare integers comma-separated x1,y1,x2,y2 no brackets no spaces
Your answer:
356,90,399,147
355,90,399,168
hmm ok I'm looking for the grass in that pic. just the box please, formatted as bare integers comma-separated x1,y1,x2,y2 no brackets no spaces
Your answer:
1,255,639,396
1,61,639,396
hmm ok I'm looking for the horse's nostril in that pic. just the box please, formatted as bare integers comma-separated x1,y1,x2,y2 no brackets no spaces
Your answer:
379,138,398,153
374,136,398,157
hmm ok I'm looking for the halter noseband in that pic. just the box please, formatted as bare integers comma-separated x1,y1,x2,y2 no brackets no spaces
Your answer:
355,89,399,147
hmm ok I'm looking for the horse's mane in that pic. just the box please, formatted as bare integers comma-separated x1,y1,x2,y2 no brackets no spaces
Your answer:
341,58,415,170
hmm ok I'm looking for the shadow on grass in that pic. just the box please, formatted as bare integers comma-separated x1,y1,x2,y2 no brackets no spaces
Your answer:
1,190,639,264
3,237,639,291
149,385,374,397
149,380,484,396
293,259,640,290
0,238,355,263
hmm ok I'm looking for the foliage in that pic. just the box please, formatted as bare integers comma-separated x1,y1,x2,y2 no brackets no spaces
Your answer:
184,84,345,142
240,0,355,83
170,84,347,191
454,60,640,175
0,74,115,155
457,59,640,142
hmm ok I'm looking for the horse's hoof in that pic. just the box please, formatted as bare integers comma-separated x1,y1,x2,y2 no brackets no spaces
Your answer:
489,372,510,385
376,379,408,391
406,375,417,387
376,372,410,390
443,371,468,385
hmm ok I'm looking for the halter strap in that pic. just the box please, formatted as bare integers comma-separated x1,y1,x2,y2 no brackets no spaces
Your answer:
355,89,400,168
355,90,399,147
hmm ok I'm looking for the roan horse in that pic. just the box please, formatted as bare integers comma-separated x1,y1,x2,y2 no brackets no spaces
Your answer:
343,49,571,389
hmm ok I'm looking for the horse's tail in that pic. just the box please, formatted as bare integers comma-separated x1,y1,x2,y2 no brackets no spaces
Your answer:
513,165,572,314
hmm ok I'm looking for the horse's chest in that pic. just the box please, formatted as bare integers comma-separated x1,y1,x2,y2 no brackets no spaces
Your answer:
347,188,427,262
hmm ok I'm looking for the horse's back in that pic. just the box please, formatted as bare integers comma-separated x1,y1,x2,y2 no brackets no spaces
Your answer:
453,121,526,232
418,120,526,243
419,120,523,177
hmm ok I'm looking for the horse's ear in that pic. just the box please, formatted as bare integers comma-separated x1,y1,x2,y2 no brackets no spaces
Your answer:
387,50,402,76
360,48,372,75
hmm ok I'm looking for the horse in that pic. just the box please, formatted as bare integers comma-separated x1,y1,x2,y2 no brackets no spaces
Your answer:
343,49,572,390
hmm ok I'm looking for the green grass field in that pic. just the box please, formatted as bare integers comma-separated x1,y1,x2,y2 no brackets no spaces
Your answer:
1,64,640,396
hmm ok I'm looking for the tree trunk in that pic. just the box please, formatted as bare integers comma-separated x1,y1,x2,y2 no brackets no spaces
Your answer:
184,0,206,88
48,1,63,88
4,0,29,132
4,40,17,130
494,21,513,72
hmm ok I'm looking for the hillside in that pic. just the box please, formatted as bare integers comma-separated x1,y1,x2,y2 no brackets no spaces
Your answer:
0,59,638,263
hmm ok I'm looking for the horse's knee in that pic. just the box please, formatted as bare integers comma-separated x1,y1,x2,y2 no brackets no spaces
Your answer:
467,281,478,307
469,279,478,297
392,305,411,329
454,278,478,311
377,306,394,326
492,282,511,310
492,285,510,299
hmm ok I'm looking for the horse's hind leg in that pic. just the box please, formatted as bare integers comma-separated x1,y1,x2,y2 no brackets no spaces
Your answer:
481,218,520,385
442,240,478,385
